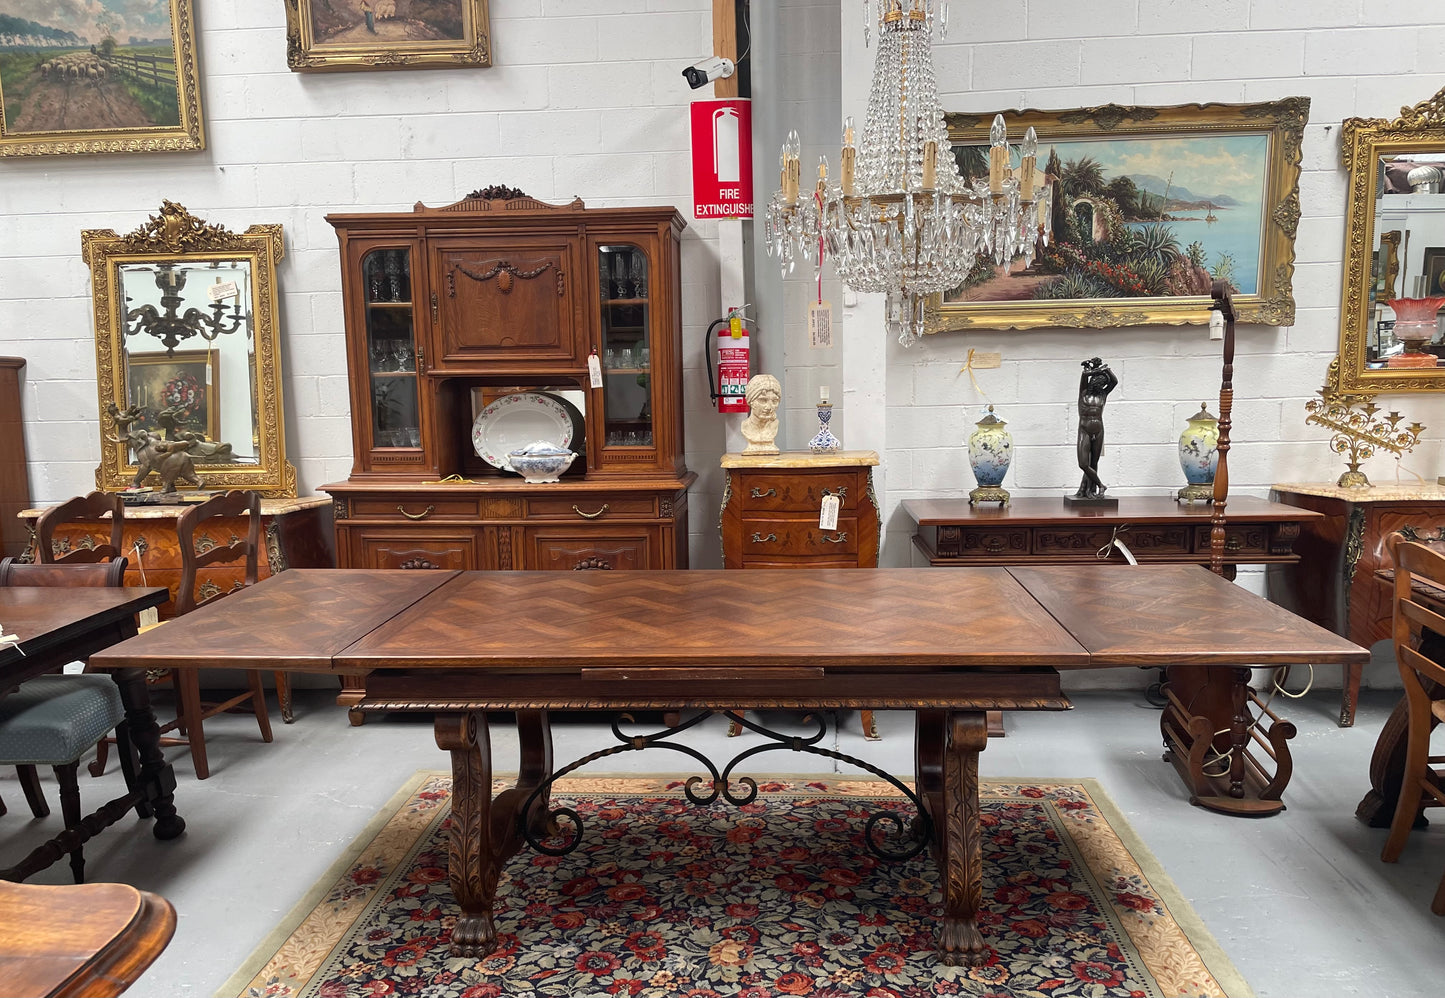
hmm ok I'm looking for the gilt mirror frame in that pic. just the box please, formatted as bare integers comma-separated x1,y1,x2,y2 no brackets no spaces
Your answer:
927,98,1308,333
83,202,296,497
1336,85,1445,394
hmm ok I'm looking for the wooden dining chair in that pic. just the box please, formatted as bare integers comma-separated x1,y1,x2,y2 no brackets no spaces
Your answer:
1380,534,1445,914
0,557,140,883
34,492,124,565
156,491,273,781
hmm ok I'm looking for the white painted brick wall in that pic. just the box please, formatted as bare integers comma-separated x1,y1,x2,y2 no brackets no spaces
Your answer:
0,0,723,565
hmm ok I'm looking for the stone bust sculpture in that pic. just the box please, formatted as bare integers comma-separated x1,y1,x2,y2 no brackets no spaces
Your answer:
740,374,782,455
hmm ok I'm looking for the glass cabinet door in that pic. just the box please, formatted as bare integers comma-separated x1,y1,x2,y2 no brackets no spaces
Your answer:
597,243,652,449
362,248,421,451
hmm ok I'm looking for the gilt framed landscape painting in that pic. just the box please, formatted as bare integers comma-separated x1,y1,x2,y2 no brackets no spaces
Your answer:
928,99,1309,333
284,0,491,72
0,0,203,157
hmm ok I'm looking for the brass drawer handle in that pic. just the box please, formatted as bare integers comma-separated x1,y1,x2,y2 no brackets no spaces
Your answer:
821,532,848,544
822,486,848,500
397,504,435,520
751,532,778,543
750,487,777,499
572,503,610,520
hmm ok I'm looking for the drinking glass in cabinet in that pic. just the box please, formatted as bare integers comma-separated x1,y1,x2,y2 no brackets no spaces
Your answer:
631,251,647,298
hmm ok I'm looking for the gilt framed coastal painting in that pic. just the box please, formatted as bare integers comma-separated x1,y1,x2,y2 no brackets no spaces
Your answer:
928,99,1309,332
0,0,203,157
284,0,492,72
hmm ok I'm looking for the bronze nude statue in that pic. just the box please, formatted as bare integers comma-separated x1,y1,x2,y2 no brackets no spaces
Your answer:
1072,357,1118,501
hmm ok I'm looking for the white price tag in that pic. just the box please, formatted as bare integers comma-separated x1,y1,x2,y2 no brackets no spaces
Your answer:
587,351,603,388
819,493,841,530
207,280,239,302
140,607,160,629
809,301,833,348
63,661,84,675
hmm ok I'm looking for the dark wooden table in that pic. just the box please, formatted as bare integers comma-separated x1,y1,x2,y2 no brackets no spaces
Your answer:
905,495,1319,577
0,587,184,881
0,881,175,997
91,566,1365,966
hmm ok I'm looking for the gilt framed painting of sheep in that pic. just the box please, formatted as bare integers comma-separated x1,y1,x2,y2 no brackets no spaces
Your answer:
926,99,1309,332
0,0,203,157
284,0,491,72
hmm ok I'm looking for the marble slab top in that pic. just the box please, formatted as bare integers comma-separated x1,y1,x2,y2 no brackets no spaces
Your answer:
1271,482,1445,502
19,495,332,520
720,450,880,469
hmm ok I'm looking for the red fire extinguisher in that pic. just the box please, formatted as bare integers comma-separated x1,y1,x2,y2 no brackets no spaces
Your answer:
706,309,752,414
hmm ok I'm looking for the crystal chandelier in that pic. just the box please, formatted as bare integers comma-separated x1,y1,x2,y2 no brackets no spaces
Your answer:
764,0,1051,345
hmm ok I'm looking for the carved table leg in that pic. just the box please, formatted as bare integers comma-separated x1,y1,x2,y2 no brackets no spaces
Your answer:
509,710,553,838
435,711,499,956
860,709,880,741
1341,661,1363,728
935,710,990,966
112,668,184,840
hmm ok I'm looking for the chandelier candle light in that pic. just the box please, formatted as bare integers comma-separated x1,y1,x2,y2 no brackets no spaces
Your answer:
765,0,1051,345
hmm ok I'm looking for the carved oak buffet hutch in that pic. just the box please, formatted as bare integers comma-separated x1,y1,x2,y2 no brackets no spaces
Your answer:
321,194,695,720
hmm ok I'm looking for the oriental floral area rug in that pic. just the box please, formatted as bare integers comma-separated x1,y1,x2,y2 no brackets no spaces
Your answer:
222,775,1248,998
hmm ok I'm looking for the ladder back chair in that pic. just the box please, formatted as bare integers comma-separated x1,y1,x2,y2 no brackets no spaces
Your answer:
156,491,273,781
0,557,139,883
34,492,124,566
1380,534,1445,914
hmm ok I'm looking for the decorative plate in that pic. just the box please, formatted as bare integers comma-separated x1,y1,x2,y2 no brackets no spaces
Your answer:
472,392,579,469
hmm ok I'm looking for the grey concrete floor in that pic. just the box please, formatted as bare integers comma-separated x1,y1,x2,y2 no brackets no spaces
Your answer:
1,688,1441,997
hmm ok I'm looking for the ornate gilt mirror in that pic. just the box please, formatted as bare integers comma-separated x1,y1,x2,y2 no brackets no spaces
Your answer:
84,202,296,496
1337,85,1445,393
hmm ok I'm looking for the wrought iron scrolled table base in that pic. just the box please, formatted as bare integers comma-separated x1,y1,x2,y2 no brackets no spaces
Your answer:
518,710,930,861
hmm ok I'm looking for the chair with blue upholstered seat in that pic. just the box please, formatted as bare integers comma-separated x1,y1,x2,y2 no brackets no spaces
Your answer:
0,674,130,883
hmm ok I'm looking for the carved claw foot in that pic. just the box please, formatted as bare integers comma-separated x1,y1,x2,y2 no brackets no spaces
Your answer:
937,919,988,966
449,912,498,957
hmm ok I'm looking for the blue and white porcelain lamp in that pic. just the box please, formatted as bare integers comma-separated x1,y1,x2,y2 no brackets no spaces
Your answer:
967,405,1012,506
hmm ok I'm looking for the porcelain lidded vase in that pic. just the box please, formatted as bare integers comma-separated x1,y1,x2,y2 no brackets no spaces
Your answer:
967,405,1012,506
1176,403,1219,503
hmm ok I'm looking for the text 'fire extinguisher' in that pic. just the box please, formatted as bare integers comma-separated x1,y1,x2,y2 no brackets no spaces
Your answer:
706,307,752,414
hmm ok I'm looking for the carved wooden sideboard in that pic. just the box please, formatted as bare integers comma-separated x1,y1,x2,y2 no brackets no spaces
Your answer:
905,496,1315,577
19,496,335,721
321,194,696,722
0,358,30,559
1267,482,1445,727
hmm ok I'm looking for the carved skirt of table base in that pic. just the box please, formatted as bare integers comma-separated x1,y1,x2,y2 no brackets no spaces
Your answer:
360,681,1066,968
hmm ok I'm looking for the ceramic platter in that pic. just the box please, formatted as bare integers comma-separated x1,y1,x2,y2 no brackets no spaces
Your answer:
472,392,582,469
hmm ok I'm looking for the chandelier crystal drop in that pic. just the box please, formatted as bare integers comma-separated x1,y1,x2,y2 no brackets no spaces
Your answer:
764,0,1051,346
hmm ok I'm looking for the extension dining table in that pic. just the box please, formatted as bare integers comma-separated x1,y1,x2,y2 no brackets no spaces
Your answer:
90,565,1366,966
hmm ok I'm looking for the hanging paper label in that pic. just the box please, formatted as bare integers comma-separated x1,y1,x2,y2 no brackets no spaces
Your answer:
819,493,841,530
809,301,833,348
587,351,603,388
140,607,160,629
207,280,239,302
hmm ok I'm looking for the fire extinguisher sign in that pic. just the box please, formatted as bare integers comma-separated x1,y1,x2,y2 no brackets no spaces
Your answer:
691,99,753,219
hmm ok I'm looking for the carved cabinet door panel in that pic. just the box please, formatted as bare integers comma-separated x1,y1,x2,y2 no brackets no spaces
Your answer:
428,236,582,370
523,526,657,571
355,529,477,571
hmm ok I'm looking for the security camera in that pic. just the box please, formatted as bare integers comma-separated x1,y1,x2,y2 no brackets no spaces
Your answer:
682,56,735,90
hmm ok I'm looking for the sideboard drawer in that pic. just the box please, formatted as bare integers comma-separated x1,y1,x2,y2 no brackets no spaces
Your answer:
945,527,1030,559
1035,525,1191,559
738,473,861,513
527,496,658,520
523,526,657,571
1191,524,1267,558
741,518,859,557
351,497,481,521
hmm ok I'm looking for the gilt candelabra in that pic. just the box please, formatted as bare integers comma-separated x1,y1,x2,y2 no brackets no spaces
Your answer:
1304,384,1425,488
